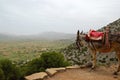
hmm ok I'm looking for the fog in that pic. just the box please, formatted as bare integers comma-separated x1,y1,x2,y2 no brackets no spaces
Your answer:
0,0,120,35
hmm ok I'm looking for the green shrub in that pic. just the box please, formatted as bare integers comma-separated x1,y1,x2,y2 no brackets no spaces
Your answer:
41,51,70,68
24,58,45,75
24,51,70,75
0,59,21,80
0,68,5,80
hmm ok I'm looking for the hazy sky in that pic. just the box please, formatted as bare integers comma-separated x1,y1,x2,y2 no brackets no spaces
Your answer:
0,0,120,35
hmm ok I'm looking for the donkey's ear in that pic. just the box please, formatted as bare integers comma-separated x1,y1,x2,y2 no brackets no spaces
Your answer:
80,30,83,34
77,30,80,35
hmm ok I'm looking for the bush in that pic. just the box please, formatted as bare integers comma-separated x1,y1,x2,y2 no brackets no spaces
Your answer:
41,51,70,68
24,58,45,75
0,68,5,80
0,59,21,80
24,51,70,75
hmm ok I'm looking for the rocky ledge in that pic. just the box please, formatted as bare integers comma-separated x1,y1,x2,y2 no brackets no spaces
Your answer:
25,65,81,80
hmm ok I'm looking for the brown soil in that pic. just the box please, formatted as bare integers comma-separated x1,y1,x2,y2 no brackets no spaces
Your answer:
45,65,120,80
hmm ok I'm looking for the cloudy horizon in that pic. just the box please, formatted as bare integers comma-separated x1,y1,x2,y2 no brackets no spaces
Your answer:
0,0,120,35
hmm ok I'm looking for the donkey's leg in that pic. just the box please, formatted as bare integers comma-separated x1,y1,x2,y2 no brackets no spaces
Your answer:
91,50,97,69
114,52,120,75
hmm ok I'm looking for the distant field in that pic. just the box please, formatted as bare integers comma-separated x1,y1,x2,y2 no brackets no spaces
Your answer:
0,39,73,65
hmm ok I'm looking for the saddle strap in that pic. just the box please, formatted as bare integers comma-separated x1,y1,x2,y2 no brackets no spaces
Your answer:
105,27,110,48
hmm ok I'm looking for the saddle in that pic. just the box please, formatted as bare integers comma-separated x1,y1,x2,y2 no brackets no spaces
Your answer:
86,28,110,48
87,30,104,40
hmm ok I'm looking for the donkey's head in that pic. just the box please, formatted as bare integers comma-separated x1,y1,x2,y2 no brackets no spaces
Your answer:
76,30,86,49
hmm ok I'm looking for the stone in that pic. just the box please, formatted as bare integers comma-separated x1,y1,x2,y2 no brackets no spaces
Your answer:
46,69,57,76
25,72,48,80
50,67,66,72
80,62,93,69
66,65,80,69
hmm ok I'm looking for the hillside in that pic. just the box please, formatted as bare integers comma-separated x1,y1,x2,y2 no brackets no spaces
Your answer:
99,18,120,33
0,34,17,41
61,43,117,65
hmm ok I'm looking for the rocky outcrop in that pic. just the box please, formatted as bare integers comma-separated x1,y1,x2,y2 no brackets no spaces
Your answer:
25,66,79,80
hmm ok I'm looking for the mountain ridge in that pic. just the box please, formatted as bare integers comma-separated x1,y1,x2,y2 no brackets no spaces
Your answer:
0,32,75,41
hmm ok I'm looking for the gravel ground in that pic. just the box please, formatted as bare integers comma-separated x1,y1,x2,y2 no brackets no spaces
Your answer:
45,65,120,80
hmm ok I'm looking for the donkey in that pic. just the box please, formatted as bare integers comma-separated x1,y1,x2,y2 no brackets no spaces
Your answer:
76,29,120,75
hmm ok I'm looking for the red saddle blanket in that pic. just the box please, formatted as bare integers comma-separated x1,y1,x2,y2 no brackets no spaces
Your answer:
87,30,104,40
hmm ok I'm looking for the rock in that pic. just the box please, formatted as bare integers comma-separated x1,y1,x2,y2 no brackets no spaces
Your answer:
66,65,80,69
80,62,93,68
46,69,57,76
50,67,66,72
25,72,48,80
85,62,93,68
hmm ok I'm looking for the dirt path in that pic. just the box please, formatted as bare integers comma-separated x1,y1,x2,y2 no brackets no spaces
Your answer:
45,65,120,80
